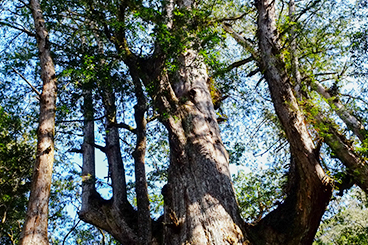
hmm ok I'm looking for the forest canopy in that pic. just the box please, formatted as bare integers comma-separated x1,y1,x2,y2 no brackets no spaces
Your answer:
1,0,368,244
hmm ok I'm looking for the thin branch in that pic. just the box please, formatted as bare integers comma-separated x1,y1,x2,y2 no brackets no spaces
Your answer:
18,0,31,9
62,219,81,245
0,21,35,36
147,114,159,123
112,122,137,133
69,148,83,153
11,67,41,98
314,72,338,77
57,115,106,124
214,56,254,76
98,228,106,245
294,0,323,23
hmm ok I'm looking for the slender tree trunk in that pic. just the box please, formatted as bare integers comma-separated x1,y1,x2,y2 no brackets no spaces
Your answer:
19,0,57,244
132,75,152,245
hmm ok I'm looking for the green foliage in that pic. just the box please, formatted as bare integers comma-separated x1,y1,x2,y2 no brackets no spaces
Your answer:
314,188,368,245
233,166,285,222
0,107,34,244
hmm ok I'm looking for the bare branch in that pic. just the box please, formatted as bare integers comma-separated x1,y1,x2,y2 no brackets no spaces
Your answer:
214,56,254,76
0,21,35,36
112,122,137,133
11,67,41,98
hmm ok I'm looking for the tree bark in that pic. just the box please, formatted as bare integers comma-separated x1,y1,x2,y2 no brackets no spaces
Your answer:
246,1,333,244
19,0,57,244
132,75,152,245
159,50,248,244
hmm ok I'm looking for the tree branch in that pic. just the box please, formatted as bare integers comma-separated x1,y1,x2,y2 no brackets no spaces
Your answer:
11,67,41,98
309,79,367,143
222,23,259,61
0,21,35,36
112,122,137,133
214,56,254,76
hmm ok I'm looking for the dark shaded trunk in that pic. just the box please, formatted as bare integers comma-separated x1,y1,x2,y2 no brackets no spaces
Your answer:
132,75,152,244
19,1,57,244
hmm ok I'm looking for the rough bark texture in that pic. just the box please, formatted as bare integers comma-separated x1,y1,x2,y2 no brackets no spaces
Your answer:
19,0,57,244
246,1,333,244
160,50,248,244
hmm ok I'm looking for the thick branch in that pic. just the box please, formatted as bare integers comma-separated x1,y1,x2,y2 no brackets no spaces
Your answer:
316,116,368,193
310,80,367,144
112,122,137,133
248,1,332,244
222,23,259,61
214,56,254,76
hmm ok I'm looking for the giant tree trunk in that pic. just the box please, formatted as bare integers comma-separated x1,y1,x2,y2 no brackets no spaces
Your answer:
78,0,337,244
158,50,248,244
19,0,57,244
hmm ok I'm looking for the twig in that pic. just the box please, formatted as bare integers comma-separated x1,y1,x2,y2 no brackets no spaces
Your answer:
0,21,35,36
57,115,106,123
62,219,81,245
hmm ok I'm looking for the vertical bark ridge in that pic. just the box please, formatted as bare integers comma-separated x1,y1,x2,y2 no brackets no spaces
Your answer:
161,50,248,244
248,1,333,244
19,1,57,244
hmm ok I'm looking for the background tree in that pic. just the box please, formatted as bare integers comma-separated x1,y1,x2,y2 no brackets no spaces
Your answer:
0,107,34,245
